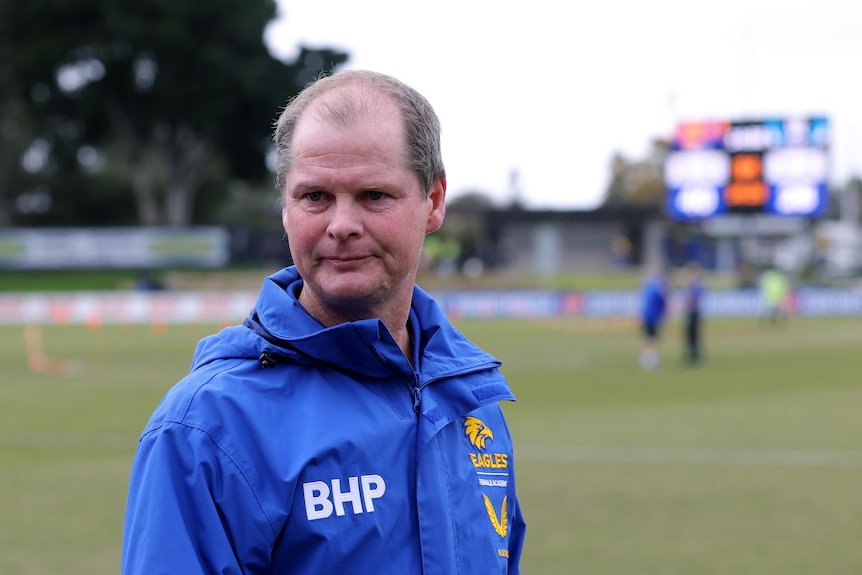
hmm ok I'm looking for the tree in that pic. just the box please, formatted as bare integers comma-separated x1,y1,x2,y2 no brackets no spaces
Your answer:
0,0,39,226
603,138,669,208
2,0,347,226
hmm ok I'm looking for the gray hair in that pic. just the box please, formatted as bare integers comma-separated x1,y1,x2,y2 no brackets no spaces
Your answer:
273,70,445,198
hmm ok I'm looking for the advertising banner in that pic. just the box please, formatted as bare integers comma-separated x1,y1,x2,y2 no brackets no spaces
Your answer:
0,227,229,269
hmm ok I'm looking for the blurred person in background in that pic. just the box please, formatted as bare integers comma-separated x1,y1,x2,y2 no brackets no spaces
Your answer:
121,70,525,574
639,266,670,370
682,261,705,365
759,265,790,325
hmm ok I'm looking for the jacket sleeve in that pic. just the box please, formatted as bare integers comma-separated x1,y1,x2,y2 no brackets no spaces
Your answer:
121,422,275,575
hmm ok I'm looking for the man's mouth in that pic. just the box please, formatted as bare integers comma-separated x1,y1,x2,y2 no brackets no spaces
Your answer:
324,255,371,265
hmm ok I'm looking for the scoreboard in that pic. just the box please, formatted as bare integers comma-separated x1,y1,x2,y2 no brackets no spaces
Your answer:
665,117,830,221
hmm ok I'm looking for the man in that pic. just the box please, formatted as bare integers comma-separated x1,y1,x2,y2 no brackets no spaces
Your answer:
121,70,525,574
639,266,669,370
759,266,790,325
682,261,704,364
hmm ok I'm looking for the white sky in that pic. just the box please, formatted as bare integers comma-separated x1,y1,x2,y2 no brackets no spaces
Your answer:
265,0,862,210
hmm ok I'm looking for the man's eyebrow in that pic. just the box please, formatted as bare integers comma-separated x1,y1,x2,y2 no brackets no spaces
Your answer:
289,181,322,193
291,179,391,192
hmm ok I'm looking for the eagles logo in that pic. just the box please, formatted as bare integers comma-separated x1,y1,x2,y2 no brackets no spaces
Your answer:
464,416,494,450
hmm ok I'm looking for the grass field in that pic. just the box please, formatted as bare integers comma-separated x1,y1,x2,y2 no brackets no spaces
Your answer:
1,315,861,574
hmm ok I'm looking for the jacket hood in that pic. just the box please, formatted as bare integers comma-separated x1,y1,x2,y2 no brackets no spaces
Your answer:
190,266,503,384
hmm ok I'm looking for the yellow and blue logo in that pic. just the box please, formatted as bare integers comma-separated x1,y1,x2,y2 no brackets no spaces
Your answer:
464,415,494,450
464,416,510,540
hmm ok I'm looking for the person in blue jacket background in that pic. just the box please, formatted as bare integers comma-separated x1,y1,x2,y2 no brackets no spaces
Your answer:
639,266,670,370
121,70,525,574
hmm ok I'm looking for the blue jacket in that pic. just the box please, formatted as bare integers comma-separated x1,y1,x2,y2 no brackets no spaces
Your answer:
641,275,668,325
122,267,525,574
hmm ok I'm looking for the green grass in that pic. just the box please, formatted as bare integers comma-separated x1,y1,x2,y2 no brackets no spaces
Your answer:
0,269,144,291
1,317,861,574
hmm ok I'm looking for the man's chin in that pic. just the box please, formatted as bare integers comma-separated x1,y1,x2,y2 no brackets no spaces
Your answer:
318,275,383,303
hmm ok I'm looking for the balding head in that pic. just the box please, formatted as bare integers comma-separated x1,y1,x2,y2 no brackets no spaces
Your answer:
274,70,445,199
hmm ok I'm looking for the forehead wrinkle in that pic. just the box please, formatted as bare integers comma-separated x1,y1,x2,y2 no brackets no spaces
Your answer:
287,152,402,194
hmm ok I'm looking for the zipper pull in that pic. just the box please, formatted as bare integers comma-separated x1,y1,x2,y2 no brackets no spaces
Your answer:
258,351,277,368
412,386,421,413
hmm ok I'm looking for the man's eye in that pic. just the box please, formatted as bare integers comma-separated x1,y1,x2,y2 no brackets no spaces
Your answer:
307,191,323,201
368,190,385,200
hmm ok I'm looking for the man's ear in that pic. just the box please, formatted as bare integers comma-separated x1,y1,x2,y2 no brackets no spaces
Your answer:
425,178,447,234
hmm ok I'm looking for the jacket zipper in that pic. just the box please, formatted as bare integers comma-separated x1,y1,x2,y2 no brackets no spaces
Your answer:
412,386,422,413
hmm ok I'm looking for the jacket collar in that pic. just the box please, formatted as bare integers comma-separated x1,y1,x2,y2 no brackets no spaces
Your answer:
243,267,503,384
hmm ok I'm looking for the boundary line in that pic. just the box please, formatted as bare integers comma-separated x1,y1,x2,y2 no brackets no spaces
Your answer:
6,432,862,468
517,444,862,468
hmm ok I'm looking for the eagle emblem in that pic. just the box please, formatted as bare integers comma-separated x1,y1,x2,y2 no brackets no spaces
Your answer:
483,494,508,537
464,416,494,450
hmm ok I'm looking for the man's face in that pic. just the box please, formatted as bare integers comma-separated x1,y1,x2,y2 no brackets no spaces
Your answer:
282,101,445,321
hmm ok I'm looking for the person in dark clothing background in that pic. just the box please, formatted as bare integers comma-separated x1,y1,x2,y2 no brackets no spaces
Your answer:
682,261,705,364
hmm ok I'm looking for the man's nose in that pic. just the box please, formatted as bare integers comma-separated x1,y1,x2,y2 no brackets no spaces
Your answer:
326,199,363,240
